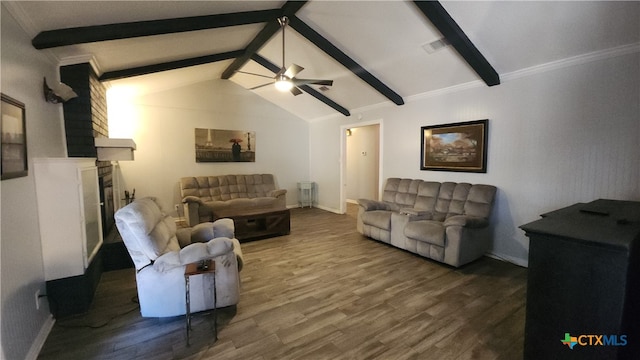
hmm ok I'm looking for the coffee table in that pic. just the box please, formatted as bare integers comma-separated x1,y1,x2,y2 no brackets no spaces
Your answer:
213,207,290,241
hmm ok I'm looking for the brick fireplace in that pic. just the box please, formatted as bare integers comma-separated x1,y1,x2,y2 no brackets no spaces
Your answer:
60,62,114,235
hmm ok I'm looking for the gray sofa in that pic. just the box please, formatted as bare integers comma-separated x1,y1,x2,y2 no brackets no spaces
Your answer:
357,178,497,267
180,174,287,226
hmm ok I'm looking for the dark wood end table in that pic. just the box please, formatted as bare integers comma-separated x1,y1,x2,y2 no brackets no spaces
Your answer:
184,259,216,345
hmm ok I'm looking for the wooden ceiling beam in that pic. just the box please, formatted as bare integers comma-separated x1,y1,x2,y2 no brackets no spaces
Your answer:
32,9,282,49
288,15,404,106
99,50,244,81
413,1,500,86
252,54,350,116
220,1,308,80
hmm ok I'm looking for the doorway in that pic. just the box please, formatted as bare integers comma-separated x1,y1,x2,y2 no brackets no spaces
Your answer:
340,120,382,214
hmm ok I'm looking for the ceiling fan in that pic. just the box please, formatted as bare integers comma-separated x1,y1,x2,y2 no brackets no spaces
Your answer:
237,16,333,96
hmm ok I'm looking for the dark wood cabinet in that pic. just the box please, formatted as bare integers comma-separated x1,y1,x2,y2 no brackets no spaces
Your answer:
520,199,640,360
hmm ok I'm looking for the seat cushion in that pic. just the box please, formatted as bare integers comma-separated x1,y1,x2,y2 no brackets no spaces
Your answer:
361,210,392,230
203,197,279,214
404,220,445,246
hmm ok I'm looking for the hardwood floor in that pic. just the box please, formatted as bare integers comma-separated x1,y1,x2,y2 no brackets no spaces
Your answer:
38,205,527,360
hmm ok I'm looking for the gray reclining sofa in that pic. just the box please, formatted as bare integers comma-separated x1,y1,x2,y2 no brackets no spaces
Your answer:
357,178,497,267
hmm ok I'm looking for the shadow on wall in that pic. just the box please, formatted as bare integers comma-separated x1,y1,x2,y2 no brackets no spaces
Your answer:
490,190,529,266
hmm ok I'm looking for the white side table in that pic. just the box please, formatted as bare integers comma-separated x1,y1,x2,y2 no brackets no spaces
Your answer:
297,181,315,208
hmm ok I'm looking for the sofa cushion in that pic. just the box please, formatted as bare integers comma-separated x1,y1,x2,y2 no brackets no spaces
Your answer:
115,197,181,270
181,174,278,202
464,185,497,218
432,182,472,220
381,178,421,212
414,181,440,211
204,198,254,211
200,197,281,216
404,220,445,246
361,210,392,230
448,183,472,218
148,216,181,255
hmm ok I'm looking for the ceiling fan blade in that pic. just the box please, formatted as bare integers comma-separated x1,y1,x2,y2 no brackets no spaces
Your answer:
290,86,303,96
293,79,333,87
249,82,273,90
235,70,274,80
284,63,304,79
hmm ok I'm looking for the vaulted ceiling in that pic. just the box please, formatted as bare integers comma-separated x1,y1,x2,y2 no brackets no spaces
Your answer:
7,1,640,121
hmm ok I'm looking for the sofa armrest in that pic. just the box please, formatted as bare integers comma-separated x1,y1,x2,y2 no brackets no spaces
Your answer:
152,237,234,272
230,238,244,272
176,228,192,248
212,218,235,239
358,199,389,211
185,219,235,244
182,195,204,205
181,199,201,227
268,189,287,198
444,215,488,228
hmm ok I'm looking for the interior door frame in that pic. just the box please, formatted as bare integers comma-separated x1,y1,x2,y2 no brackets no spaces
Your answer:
339,119,383,214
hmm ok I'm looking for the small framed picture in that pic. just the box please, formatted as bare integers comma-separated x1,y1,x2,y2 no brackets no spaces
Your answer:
421,119,488,173
1,94,28,180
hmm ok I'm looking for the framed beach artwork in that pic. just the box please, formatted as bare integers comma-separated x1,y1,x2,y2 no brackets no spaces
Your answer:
420,119,488,173
195,128,256,163
1,94,28,180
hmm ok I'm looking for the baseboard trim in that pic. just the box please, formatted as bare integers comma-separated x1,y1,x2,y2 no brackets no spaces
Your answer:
315,204,342,214
26,314,55,360
486,252,528,268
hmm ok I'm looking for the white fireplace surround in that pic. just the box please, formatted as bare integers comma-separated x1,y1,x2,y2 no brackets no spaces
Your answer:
94,137,136,161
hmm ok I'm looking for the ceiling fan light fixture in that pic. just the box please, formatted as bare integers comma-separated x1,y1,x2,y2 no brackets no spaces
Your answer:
274,74,293,91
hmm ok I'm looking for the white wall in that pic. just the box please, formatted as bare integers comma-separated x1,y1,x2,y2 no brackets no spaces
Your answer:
1,5,66,359
108,79,310,213
310,50,640,266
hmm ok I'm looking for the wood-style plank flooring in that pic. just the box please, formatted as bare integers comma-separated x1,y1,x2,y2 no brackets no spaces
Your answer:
38,205,527,360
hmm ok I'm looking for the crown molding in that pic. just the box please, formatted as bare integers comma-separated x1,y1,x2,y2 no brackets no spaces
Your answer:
406,43,640,105
3,1,39,37
3,1,61,66
3,2,103,76
310,43,640,123
58,55,102,76
502,42,640,82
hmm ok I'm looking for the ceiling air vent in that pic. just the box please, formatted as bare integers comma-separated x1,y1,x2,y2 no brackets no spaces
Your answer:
422,38,450,54
319,86,331,92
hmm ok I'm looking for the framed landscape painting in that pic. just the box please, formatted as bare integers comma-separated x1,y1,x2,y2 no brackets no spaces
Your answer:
1,94,28,180
421,119,488,173
195,128,256,163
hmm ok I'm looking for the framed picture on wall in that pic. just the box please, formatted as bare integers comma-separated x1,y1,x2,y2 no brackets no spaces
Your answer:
195,128,256,162
421,119,488,173
1,94,28,180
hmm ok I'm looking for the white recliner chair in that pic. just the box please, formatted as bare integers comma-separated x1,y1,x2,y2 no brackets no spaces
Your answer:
115,197,243,317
